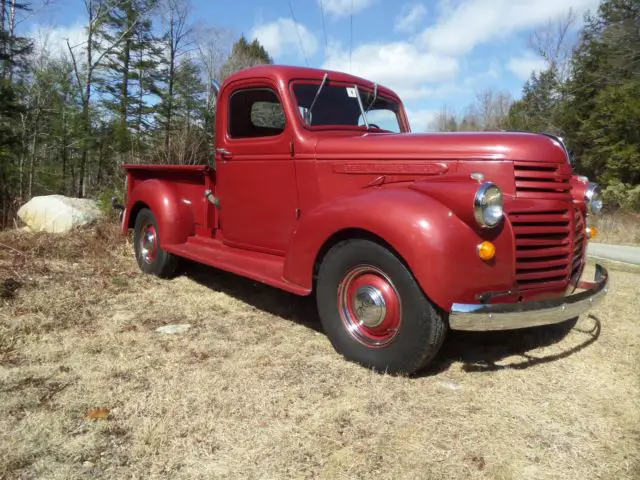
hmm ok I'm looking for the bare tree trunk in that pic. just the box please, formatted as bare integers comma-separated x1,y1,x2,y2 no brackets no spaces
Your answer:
27,120,37,198
121,3,133,127
61,109,67,193
1,0,7,78
70,153,76,194
96,127,106,186
136,53,144,160
18,112,26,199
79,94,89,197
161,0,191,155
68,0,140,197
528,8,576,82
164,48,174,151
7,0,16,82
1,0,6,39
77,0,94,199
1,0,6,31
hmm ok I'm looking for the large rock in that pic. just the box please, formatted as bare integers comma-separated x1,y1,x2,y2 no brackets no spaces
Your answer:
17,195,102,233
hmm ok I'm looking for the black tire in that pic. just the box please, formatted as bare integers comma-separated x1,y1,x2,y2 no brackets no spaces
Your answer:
316,239,447,375
133,208,179,278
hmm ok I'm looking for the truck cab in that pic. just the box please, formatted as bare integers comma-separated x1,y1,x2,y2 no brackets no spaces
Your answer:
121,65,608,374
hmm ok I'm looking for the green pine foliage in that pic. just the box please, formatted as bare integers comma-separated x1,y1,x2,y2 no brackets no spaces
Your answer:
97,0,159,156
508,0,640,209
220,35,272,81
0,0,275,227
0,0,33,225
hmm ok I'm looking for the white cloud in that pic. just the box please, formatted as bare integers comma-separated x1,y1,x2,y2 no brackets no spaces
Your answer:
507,54,546,80
320,0,375,18
405,108,438,132
251,18,319,60
30,23,87,59
395,3,428,33
420,0,600,56
323,41,458,100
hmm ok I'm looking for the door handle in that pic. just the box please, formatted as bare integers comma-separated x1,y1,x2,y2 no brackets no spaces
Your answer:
216,148,232,159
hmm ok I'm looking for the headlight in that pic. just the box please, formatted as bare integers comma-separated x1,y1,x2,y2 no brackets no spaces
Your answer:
474,182,504,228
585,183,603,214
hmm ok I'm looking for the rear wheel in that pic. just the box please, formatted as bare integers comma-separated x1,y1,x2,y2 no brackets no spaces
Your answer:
316,239,447,374
133,208,179,278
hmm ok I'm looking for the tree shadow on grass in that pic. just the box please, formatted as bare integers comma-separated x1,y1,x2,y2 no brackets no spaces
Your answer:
178,261,601,376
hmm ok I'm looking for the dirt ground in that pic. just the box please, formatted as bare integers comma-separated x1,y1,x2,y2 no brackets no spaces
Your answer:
1,224,639,480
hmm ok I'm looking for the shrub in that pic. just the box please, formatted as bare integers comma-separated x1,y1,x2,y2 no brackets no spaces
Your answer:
602,181,640,211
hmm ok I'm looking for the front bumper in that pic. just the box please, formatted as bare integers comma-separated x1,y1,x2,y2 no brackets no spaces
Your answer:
449,264,609,331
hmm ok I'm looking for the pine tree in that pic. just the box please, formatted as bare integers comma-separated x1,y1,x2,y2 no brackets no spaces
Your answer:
505,0,640,207
166,55,207,164
507,69,563,134
0,0,32,81
21,55,83,197
97,0,158,160
0,0,32,226
155,0,192,154
565,0,640,192
220,36,272,81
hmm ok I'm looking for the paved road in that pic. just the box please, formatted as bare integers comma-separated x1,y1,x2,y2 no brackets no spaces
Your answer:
587,243,640,265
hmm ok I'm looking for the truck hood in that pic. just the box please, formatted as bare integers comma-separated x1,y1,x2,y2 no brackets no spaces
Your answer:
314,131,569,164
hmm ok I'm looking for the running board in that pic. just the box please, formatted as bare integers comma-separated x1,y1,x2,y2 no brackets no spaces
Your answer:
164,238,311,296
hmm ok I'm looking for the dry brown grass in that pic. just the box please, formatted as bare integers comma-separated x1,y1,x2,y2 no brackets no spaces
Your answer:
591,211,640,245
1,225,639,479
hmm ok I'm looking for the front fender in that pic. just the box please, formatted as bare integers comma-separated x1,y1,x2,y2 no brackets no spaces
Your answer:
124,179,195,246
283,187,515,311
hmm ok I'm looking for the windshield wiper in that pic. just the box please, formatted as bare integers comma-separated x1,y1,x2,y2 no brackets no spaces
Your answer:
364,82,378,116
353,84,369,129
305,72,328,126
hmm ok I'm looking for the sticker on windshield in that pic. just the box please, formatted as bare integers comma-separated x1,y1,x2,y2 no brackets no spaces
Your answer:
346,87,357,98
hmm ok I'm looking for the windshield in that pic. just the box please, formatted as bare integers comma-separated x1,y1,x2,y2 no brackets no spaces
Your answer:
292,82,403,133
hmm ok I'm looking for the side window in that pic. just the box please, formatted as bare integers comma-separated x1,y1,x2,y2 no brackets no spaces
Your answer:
229,88,286,139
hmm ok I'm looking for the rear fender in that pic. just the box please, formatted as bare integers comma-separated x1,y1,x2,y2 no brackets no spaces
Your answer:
283,188,515,310
124,179,195,246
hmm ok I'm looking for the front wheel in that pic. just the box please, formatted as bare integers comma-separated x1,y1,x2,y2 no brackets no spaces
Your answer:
133,208,179,278
316,239,447,374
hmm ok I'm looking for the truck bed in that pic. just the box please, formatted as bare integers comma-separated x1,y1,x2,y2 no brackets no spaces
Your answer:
124,163,215,237
123,163,310,296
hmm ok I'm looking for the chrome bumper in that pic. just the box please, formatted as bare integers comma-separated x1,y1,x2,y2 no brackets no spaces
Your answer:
449,264,609,331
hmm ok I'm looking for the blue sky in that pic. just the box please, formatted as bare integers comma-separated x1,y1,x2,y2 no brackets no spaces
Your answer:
27,0,601,130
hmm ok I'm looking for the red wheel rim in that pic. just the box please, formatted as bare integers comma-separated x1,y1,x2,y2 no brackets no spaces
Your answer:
337,265,402,348
139,223,158,264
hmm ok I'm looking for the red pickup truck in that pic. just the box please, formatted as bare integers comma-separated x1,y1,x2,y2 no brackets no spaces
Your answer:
120,65,608,374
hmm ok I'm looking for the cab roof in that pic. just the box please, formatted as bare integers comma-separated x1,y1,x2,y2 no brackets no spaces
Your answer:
223,64,401,101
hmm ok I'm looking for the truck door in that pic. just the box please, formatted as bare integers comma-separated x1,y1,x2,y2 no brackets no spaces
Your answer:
215,82,299,254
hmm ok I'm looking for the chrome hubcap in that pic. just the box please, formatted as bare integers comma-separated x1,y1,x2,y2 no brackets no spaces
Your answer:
338,265,402,348
140,225,157,264
353,285,387,327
